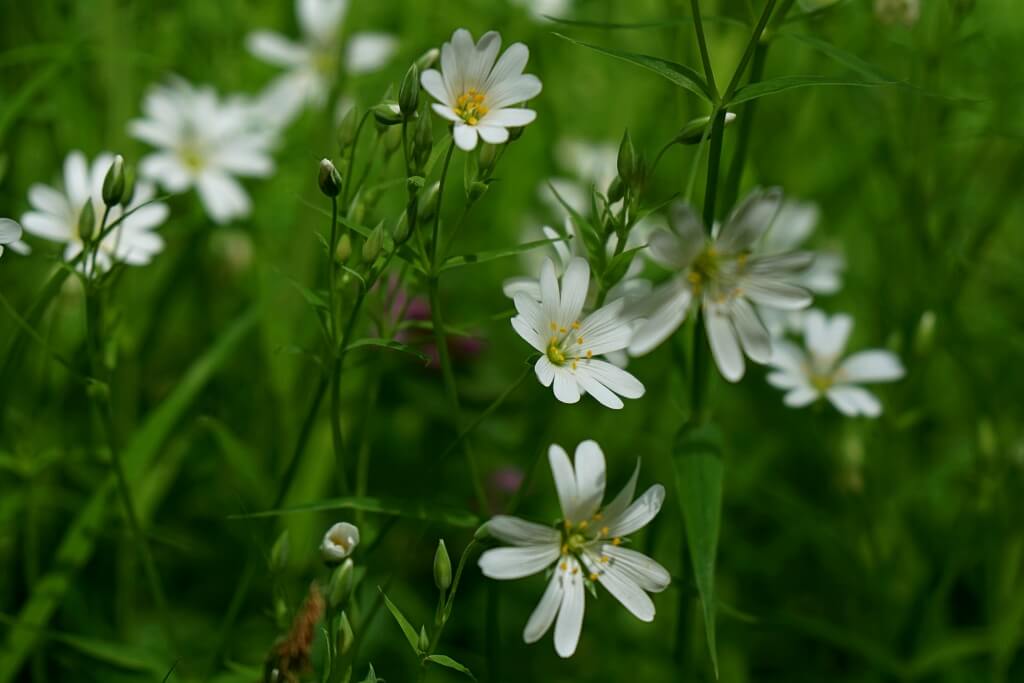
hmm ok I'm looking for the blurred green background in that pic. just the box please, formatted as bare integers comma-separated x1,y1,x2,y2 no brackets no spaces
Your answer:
2,0,1023,681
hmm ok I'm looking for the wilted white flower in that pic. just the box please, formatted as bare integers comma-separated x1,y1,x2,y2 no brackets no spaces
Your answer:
320,521,360,563
20,151,168,273
629,190,813,382
248,0,397,127
0,219,23,259
768,310,905,417
479,440,670,658
512,257,645,408
130,79,275,224
421,29,542,151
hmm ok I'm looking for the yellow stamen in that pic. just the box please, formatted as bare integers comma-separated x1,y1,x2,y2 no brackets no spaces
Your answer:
589,572,598,581
612,537,622,546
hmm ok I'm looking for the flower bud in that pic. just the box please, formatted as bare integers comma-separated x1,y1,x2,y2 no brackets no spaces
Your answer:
269,529,290,572
478,143,499,176
674,112,738,145
338,107,359,151
78,200,96,243
338,611,355,656
399,64,420,117
318,159,343,198
328,558,355,609
382,124,403,156
433,539,452,592
362,221,384,262
120,164,137,207
413,110,433,172
467,180,488,203
474,522,490,541
418,626,430,653
418,181,440,223
913,310,936,356
335,233,353,263
415,47,440,71
607,175,625,204
102,155,126,207
372,103,403,127
617,129,636,186
393,212,411,244
320,521,360,564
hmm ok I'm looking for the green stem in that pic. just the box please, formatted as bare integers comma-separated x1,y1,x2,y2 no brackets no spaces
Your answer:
701,110,727,231
689,0,719,99
722,0,778,103
427,540,479,656
721,43,768,211
438,363,533,463
329,287,367,495
342,111,373,211
430,140,456,269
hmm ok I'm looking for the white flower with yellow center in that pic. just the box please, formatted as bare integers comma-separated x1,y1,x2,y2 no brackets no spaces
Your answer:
19,151,168,273
479,440,670,658
768,309,905,417
421,29,542,151
247,0,397,127
0,219,23,259
130,79,275,224
512,256,645,409
628,190,813,382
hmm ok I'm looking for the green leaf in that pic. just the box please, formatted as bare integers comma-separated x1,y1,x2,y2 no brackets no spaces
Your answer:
425,654,476,680
344,337,430,365
553,33,713,102
379,589,422,655
545,182,603,265
778,32,899,85
230,495,480,528
544,15,748,31
441,236,570,272
728,75,889,105
673,423,724,679
0,309,259,683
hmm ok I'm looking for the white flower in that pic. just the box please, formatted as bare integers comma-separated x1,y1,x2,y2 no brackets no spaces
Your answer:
629,190,813,382
320,521,360,563
0,219,23,259
512,257,646,408
511,0,572,20
478,440,670,658
20,151,168,273
421,29,542,151
768,309,905,417
539,138,619,217
130,79,275,224
247,0,397,127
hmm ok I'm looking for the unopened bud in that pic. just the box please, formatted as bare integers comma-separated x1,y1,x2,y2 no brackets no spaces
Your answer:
383,124,403,155
78,200,96,243
433,539,452,592
338,612,355,655
372,103,403,127
362,221,384,262
418,626,430,653
269,529,290,572
338,107,359,151
474,522,490,541
913,310,936,356
328,558,355,609
120,165,137,206
674,112,737,145
607,176,625,204
418,181,440,223
102,155,126,207
617,129,636,185
399,64,420,117
320,521,360,564
393,212,411,244
478,143,499,175
467,180,488,203
413,110,433,172
318,159,342,197
335,233,353,263
416,47,440,71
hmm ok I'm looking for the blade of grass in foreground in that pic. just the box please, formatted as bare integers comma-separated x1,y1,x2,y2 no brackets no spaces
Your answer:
230,495,479,529
0,308,258,683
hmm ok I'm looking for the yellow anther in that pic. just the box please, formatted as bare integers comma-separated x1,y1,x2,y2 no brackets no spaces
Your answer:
559,327,567,334
560,561,567,571
561,544,568,554
578,520,588,529
593,513,603,520
571,360,578,370
571,321,581,329
585,350,593,359
468,116,478,125
571,566,579,575
612,537,622,546
576,337,584,345
589,572,599,581
550,322,558,331
600,526,609,536
599,555,609,564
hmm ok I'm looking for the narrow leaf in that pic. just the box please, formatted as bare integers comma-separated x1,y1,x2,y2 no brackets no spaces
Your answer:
379,589,422,654
554,33,713,102
441,236,570,272
425,654,476,680
230,495,480,528
729,75,888,105
344,337,430,365
673,423,724,679
778,32,899,85
544,15,748,30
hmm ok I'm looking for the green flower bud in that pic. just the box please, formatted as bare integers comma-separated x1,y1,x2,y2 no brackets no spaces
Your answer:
508,126,525,142
674,112,737,145
382,124,403,156
269,529,290,572
78,200,96,243
474,522,490,541
120,164,137,207
338,611,355,656
102,155,126,207
338,107,359,151
433,539,452,592
607,176,625,204
362,221,384,262
372,103,403,127
418,181,440,223
413,109,433,172
467,180,489,203
399,63,420,117
335,233,353,263
393,212,411,244
416,47,440,71
328,558,355,609
418,626,430,653
913,310,936,356
478,143,499,176
617,129,636,186
318,158,343,197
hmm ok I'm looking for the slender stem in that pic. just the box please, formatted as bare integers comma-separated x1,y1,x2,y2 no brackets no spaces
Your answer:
722,43,768,211
342,111,373,211
430,140,457,270
438,363,533,463
427,540,479,656
701,110,727,231
329,287,367,495
722,0,778,103
689,0,719,99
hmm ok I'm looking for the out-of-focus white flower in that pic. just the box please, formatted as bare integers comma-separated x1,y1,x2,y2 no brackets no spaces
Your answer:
421,29,542,151
511,0,572,20
130,79,275,224
247,0,397,127
20,151,168,273
874,0,920,26
479,440,670,658
511,257,645,409
539,138,619,218
768,309,905,417
320,521,360,563
0,219,23,259
629,190,813,382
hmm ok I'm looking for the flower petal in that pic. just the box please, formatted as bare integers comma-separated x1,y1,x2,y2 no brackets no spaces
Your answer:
784,386,820,407
838,350,905,383
345,32,397,74
584,552,655,622
554,557,585,658
246,31,308,67
477,125,510,145
705,303,745,382
487,74,542,109
196,170,251,224
578,359,644,400
485,42,529,90
552,367,581,404
606,484,665,537
549,443,579,521
558,257,589,330
716,187,781,254
481,107,536,127
805,309,852,363
534,355,556,386
487,515,560,546
730,297,772,364
827,385,882,417
601,545,671,592
523,570,563,644
575,298,632,357
601,459,640,522
572,440,606,520
512,315,546,353
478,544,560,580
629,281,692,356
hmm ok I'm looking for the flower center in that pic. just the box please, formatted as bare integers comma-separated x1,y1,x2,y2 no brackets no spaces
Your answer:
313,47,338,77
179,139,206,173
545,320,592,369
687,246,720,294
454,87,489,126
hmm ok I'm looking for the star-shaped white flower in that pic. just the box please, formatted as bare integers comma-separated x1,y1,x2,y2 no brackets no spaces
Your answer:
19,151,168,273
512,256,645,409
421,29,542,151
0,219,23,259
130,79,276,224
768,309,905,417
629,190,813,382
247,0,397,127
479,440,670,658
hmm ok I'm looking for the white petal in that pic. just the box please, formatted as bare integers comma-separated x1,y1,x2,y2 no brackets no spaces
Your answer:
558,257,590,329
196,170,251,224
572,440,606,520
467,30,502,87
523,570,563,644
481,107,536,127
578,359,644,400
487,515,560,546
601,459,640,522
828,385,882,417
549,444,579,521
628,281,692,356
539,258,561,329
554,557,585,658
513,291,546,335
552,367,582,404
20,212,71,242
477,125,509,145
769,338,808,375
431,102,462,123
805,309,852,362
574,371,624,410
606,484,665,537
705,304,745,382
246,31,308,67
345,32,397,74
731,297,772,364
837,350,905,384
478,545,560,579
766,370,806,391
717,187,781,254
0,218,21,244
485,42,529,90
63,151,90,208
139,152,193,192
534,355,556,386
584,552,655,621
28,184,71,217
601,545,671,592
742,277,812,310
487,74,543,110
502,276,541,300
421,68,451,104
298,0,346,44
575,298,631,356
764,200,819,251
784,386,820,408
512,315,546,353
453,123,479,151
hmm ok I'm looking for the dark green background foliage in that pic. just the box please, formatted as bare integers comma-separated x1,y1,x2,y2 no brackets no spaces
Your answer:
1,0,1023,681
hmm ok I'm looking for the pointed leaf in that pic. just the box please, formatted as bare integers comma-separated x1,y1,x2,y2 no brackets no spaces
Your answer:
728,75,889,105
229,495,480,528
441,236,571,272
344,337,430,365
425,654,476,680
379,589,422,655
